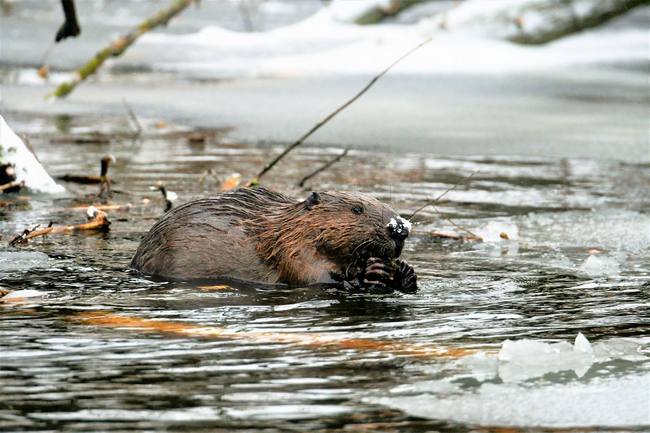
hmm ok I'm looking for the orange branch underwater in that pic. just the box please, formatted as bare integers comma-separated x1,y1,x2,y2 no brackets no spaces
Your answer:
75,311,477,359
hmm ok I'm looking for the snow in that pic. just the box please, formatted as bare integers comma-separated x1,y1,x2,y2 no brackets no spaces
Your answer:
0,115,64,194
399,216,412,232
86,205,99,219
137,2,648,79
432,0,634,42
387,216,412,235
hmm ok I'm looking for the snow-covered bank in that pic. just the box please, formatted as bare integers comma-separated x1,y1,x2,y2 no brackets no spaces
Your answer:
0,115,64,194
137,4,649,78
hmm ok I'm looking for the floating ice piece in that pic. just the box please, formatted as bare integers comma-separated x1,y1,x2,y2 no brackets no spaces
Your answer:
579,254,620,277
390,379,460,395
498,333,594,381
592,338,644,362
454,351,499,381
0,115,64,194
1,289,46,302
370,373,650,428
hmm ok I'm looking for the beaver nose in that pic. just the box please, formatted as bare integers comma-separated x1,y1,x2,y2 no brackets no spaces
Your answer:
387,216,411,241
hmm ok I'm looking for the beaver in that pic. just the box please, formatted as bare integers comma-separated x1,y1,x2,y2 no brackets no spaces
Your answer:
130,187,417,293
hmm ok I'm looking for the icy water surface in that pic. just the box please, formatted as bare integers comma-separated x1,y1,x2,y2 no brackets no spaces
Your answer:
1,113,649,432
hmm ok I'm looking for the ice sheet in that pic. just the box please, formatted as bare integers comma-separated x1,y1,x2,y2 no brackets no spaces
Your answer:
369,373,650,428
370,334,649,428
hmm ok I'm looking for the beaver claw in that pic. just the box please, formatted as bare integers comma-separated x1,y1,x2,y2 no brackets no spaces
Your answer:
351,257,417,294
394,259,418,294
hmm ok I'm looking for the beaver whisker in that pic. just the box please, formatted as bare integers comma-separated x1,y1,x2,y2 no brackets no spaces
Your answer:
350,239,372,258
345,239,373,278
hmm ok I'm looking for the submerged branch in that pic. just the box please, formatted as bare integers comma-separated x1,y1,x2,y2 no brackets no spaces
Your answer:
75,311,477,359
122,98,143,137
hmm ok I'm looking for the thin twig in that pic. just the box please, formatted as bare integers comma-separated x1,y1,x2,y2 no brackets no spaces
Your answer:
122,98,143,136
250,37,432,185
408,170,478,220
430,231,480,242
432,205,481,240
298,148,349,187
39,40,55,65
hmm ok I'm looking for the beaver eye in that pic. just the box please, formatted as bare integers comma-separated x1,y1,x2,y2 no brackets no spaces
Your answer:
352,206,364,215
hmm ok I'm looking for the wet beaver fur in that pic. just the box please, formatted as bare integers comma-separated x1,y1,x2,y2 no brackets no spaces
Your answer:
130,187,417,293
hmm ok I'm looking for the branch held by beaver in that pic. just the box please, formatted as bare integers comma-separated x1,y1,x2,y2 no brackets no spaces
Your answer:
130,187,417,293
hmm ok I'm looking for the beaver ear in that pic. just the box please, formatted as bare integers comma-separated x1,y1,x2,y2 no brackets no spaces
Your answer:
305,191,321,210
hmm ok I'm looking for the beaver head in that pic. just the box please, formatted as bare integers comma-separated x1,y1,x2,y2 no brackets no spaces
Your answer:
304,191,410,262
256,190,412,283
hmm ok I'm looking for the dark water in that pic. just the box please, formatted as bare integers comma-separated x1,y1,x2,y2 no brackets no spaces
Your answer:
1,113,649,432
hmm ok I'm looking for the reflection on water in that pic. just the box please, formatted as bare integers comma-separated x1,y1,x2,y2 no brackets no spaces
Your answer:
0,113,649,432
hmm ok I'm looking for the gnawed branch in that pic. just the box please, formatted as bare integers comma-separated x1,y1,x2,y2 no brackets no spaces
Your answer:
334,0,428,25
9,207,111,245
437,0,649,45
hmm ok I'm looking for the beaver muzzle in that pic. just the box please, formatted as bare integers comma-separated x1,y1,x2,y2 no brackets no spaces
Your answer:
387,216,412,258
387,216,411,241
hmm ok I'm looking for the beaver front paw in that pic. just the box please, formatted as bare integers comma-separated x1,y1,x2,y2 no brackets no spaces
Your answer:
340,257,417,294
360,257,394,294
393,259,418,294
362,257,417,294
